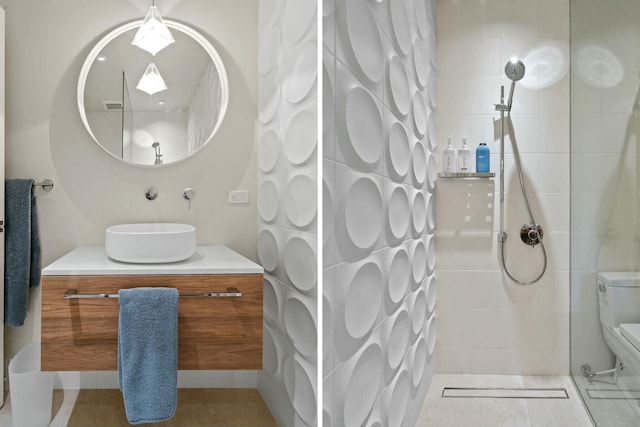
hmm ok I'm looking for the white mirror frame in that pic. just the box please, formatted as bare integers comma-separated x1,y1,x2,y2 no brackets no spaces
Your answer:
77,19,229,167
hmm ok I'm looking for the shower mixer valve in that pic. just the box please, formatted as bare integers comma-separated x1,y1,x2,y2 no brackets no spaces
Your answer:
520,222,543,246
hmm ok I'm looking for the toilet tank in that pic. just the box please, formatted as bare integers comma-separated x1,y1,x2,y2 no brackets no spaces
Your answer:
598,272,640,329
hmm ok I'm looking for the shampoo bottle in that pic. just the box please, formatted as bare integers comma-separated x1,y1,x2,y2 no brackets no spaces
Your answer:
457,137,472,172
442,137,457,173
476,142,490,173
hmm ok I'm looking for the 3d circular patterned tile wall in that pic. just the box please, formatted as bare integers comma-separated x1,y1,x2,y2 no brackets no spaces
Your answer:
411,337,428,389
283,236,317,292
413,91,428,138
426,274,437,315
264,323,284,376
259,129,280,173
284,295,317,359
263,277,282,326
345,87,384,165
385,309,410,373
412,140,427,187
284,108,317,165
285,42,317,104
385,369,410,427
258,180,280,223
426,234,436,274
258,0,318,425
389,0,412,56
284,355,317,424
259,70,281,124
344,262,383,340
412,190,427,236
284,173,317,227
387,247,410,307
426,313,437,359
259,25,281,76
426,152,437,192
284,0,316,44
388,121,412,180
258,0,437,425
323,180,334,250
389,55,411,116
413,39,429,88
426,193,436,232
344,177,383,250
257,229,279,273
427,110,437,151
410,289,427,336
387,185,410,241
343,343,383,427
345,0,384,84
413,0,429,39
411,240,427,285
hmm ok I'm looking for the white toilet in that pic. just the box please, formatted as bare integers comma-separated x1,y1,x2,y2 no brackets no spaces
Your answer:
598,272,640,375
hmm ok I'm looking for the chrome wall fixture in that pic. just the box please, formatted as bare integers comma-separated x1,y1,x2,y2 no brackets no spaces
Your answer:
494,58,547,285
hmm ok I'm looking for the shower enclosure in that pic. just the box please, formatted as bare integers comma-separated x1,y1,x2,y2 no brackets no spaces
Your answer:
570,1,640,426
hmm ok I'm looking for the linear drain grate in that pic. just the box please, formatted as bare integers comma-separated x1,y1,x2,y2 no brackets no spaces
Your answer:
442,387,569,399
587,389,640,400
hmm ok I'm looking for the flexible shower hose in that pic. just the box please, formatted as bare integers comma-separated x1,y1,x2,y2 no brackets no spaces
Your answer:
499,111,548,285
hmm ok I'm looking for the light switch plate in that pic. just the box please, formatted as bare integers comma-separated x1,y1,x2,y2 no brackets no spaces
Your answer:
228,190,249,204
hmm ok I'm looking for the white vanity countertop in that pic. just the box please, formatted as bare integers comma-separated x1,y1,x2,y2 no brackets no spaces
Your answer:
41,246,264,276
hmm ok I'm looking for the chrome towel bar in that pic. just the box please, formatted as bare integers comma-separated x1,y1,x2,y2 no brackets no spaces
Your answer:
33,179,54,192
63,287,242,299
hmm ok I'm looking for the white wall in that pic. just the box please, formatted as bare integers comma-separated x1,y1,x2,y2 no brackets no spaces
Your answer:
2,0,258,367
323,0,437,426
256,0,318,425
435,0,571,374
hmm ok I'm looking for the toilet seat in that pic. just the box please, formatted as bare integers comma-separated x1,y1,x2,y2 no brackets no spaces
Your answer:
620,323,640,352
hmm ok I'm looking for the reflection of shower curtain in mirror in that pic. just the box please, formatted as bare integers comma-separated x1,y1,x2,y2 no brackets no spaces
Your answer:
187,63,221,154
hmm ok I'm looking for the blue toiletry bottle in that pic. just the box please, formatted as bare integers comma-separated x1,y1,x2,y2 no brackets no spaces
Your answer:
476,143,490,173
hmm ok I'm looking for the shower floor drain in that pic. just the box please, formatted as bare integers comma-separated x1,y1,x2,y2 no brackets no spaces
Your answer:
586,389,640,399
442,387,569,399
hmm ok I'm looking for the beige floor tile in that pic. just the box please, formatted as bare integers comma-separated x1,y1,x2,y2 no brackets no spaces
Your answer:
417,374,593,427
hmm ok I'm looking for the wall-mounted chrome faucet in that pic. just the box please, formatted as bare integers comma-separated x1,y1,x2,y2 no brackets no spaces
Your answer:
182,187,195,209
145,186,158,200
152,142,163,165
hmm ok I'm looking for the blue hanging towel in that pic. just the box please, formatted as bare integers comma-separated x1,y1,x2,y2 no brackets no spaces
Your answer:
4,179,41,327
118,287,179,424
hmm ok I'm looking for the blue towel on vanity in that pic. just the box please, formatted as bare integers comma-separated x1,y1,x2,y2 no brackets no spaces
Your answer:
118,287,179,425
4,179,41,327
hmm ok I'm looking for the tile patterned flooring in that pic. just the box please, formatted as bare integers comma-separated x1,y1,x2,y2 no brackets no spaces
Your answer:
417,375,595,427
573,375,640,427
0,388,277,427
4,375,639,426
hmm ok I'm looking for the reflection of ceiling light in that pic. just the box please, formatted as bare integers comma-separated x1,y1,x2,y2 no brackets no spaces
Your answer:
97,55,107,62
136,62,168,95
131,3,175,56
158,100,166,105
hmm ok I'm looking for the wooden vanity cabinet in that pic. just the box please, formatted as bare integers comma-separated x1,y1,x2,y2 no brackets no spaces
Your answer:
41,274,263,371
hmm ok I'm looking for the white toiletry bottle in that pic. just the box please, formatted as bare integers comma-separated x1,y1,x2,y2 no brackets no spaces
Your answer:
457,137,473,172
443,137,457,174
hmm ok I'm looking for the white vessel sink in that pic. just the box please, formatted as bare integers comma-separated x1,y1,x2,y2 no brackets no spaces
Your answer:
105,223,196,263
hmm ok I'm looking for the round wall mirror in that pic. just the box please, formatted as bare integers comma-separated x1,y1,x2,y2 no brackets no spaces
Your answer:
78,20,228,166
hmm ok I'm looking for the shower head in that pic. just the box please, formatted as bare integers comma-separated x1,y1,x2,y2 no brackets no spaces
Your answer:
505,57,526,81
504,57,525,111
152,142,160,148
